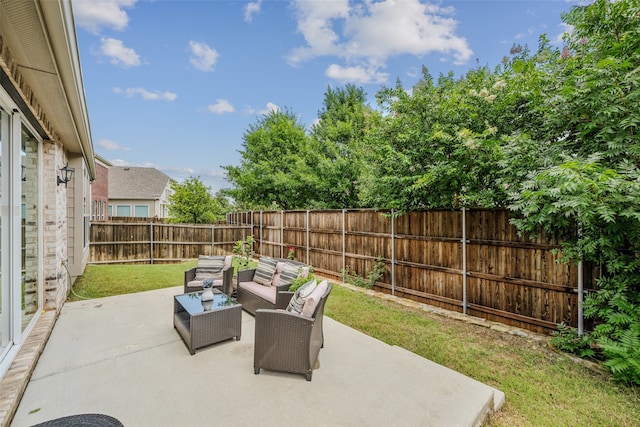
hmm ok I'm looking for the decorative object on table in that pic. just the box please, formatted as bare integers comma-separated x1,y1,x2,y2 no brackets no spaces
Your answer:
202,299,213,311
201,277,214,302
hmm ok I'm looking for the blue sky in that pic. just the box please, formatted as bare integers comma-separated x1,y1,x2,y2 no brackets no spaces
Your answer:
72,0,579,194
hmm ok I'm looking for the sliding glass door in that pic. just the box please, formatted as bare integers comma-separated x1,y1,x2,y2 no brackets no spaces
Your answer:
0,107,8,361
0,101,41,373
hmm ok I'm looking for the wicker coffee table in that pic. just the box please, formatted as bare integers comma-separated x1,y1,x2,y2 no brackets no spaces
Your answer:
173,290,242,355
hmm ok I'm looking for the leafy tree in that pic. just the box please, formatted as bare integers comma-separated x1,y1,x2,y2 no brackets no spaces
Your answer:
167,177,223,224
223,109,314,209
555,0,640,165
510,0,640,385
360,66,511,211
308,84,372,208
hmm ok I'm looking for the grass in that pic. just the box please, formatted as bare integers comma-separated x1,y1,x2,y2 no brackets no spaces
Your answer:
69,263,640,426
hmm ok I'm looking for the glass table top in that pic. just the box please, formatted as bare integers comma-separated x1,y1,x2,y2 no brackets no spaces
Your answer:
175,290,240,314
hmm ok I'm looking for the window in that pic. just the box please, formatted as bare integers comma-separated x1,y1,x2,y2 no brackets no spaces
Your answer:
134,205,149,217
115,205,131,217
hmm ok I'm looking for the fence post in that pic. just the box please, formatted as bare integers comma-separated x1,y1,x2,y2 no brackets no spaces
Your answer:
306,210,310,265
462,208,467,314
281,210,284,259
150,222,154,265
259,211,263,256
391,209,395,296
578,260,584,335
212,223,215,255
342,209,346,283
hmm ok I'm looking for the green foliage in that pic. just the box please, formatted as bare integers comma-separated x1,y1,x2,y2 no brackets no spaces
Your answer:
288,272,316,292
558,0,640,164
550,323,595,359
232,235,255,271
167,177,223,224
222,109,314,209
308,84,373,208
510,156,640,385
342,256,385,289
220,0,640,385
506,0,640,385
598,317,640,385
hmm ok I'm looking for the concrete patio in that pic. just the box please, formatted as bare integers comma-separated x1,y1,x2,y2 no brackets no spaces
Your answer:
11,286,504,427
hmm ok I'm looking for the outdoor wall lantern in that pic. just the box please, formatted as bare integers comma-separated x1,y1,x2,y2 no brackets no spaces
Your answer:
57,163,74,187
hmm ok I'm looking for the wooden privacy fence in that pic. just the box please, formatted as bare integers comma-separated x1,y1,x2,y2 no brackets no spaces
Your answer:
227,208,597,334
89,222,250,264
90,208,596,334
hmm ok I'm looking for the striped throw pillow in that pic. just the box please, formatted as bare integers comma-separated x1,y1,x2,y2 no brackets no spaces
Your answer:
195,255,225,281
278,263,302,288
285,279,317,315
253,257,278,286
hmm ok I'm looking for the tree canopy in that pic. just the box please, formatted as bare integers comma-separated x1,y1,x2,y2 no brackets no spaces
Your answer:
220,0,640,384
167,177,225,224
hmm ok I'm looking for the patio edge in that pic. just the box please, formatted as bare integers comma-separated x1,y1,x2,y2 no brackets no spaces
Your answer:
0,311,57,427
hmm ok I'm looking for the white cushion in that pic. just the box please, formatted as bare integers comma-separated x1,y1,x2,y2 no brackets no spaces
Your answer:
301,280,328,317
188,279,222,289
239,281,277,303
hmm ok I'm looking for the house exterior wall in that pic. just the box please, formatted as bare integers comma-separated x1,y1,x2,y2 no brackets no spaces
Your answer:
0,1,95,422
42,141,71,311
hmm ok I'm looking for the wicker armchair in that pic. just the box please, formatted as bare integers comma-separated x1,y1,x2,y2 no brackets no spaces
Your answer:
253,282,332,381
184,255,234,296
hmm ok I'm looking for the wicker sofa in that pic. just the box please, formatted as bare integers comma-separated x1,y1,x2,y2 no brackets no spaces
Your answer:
236,257,309,315
184,255,234,296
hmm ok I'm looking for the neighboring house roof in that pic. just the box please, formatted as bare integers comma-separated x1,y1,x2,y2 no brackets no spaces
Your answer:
95,154,112,167
109,166,173,200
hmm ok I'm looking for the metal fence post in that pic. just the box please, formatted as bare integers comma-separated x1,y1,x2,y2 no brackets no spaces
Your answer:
342,209,346,283
306,210,310,265
578,260,584,335
150,222,154,264
391,209,395,296
259,211,263,256
462,207,468,315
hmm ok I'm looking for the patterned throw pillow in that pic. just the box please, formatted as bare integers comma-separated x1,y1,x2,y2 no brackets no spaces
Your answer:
277,263,301,288
286,279,317,315
253,257,279,286
195,255,225,280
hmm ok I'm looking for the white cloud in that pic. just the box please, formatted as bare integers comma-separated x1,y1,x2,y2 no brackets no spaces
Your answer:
114,87,177,101
326,64,388,84
207,99,235,114
244,0,262,22
555,23,574,44
99,37,141,67
73,0,137,34
288,0,472,83
98,139,130,151
258,102,280,116
514,26,536,40
189,41,219,72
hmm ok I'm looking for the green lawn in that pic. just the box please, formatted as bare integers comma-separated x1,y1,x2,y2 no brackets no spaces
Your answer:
70,262,640,427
